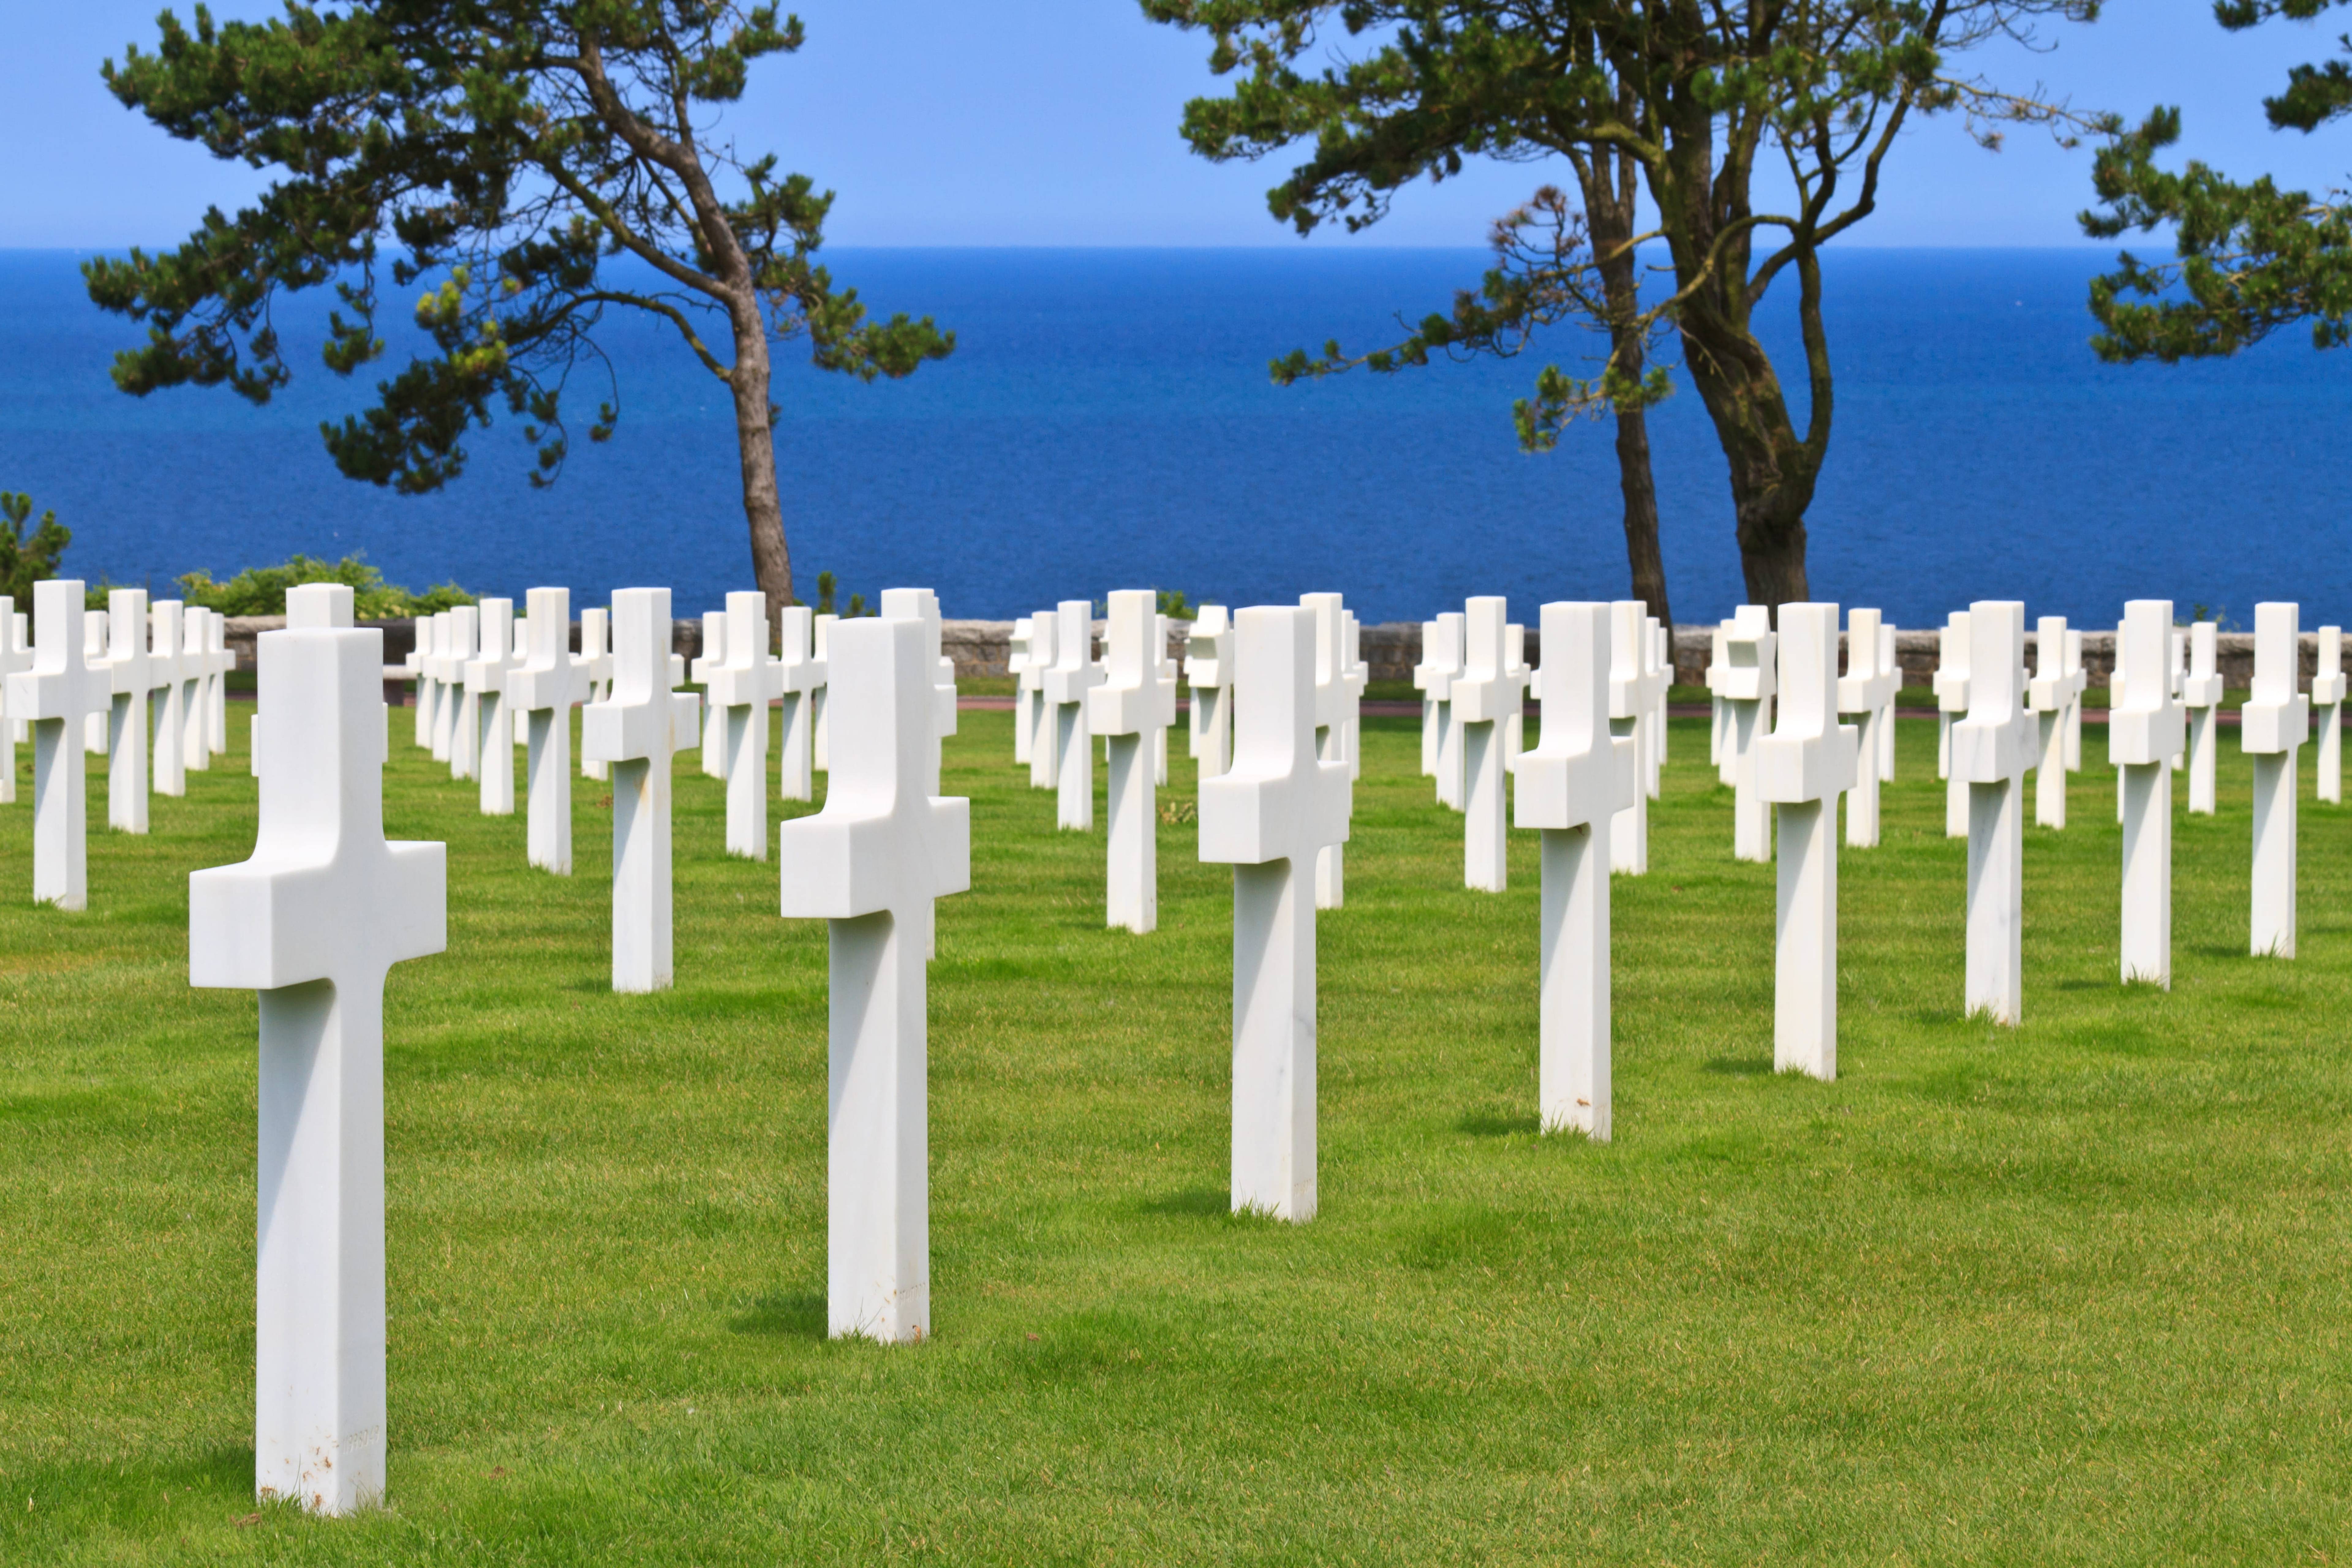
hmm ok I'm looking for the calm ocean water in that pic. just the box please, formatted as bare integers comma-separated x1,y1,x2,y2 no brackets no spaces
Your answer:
0,246,2344,629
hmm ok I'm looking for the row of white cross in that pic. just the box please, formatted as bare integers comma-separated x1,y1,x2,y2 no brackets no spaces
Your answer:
8,578,2343,1520
0,586,238,906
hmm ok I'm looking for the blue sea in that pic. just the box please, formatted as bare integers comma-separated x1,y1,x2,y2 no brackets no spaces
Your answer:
0,246,2345,629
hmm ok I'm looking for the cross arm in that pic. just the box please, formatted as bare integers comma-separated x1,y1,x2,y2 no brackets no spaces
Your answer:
190,841,445,992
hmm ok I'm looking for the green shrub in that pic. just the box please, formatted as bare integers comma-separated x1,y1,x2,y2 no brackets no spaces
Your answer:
0,493,70,605
174,554,474,618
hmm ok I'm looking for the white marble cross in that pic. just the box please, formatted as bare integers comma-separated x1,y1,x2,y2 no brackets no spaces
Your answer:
776,606,825,803
1342,609,1368,783
2315,625,2345,805
1009,615,1039,769
146,600,194,799
101,589,170,832
0,595,28,804
2027,615,2086,829
437,606,479,779
578,607,613,781
1455,596,1524,893
1837,607,1897,848
465,598,519,815
1757,603,1858,1078
1642,615,1668,797
812,612,837,775
692,609,730,780
1186,605,1235,780
181,606,217,773
2243,601,2309,958
1517,601,1634,1138
584,588,701,992
1879,620,1900,783
1412,616,1446,780
2181,621,2223,815
83,610,108,757
188,599,444,1516
7,581,103,907
1023,609,1060,790
2060,627,2082,778
1608,601,1653,874
878,588,958,799
1302,592,1355,908
1201,604,1349,1221
415,612,445,754
1501,620,1529,776
778,613,969,1342
507,587,593,875
1720,604,1776,863
400,613,431,751
1418,612,1466,808
1706,620,1731,772
1089,590,1177,933
1934,610,1972,838
2110,599,2183,986
705,591,782,860
1155,612,1180,786
1952,601,2036,1024
1044,600,1102,830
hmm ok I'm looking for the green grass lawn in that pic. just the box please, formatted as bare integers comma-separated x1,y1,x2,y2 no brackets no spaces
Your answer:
4,705,2350,1564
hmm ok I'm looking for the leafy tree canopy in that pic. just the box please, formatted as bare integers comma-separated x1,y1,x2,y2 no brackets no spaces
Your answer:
2084,0,2352,360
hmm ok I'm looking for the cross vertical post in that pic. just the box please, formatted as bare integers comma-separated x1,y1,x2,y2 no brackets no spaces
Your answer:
1758,603,1858,1078
812,612,837,775
2110,599,2183,986
1641,616,1667,796
1608,602,1653,874
2182,622,2222,814
693,609,730,780
2028,615,2086,829
1517,602,1632,1138
1024,610,1060,790
706,591,781,860
1009,616,1038,768
1415,614,1464,805
151,600,193,797
101,589,157,832
1302,592,1354,908
1935,611,1972,838
1879,622,1900,782
1089,589,1176,933
779,615,970,1341
415,613,444,754
2314,626,2345,804
1953,601,2035,1024
585,588,699,992
1200,605,1350,1222
1706,621,1730,772
439,606,479,777
777,606,825,803
1044,600,1102,830
877,588,958,799
1721,604,1775,863
508,587,591,875
1454,597,1522,893
2243,601,2308,958
579,608,612,780
181,607,214,772
8,581,101,907
466,598,517,815
189,599,444,1516
1837,607,1897,848
1186,607,1235,780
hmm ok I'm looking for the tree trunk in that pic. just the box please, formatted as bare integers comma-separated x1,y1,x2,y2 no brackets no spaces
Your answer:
728,303,795,629
1673,323,1817,615
1578,138,1672,631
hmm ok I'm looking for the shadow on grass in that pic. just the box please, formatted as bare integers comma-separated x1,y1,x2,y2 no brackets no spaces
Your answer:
1456,1110,1539,1138
1137,1187,1227,1218
1702,1055,1770,1077
728,1291,825,1340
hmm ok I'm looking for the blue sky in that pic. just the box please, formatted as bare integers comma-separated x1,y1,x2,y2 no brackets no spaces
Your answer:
9,0,2350,250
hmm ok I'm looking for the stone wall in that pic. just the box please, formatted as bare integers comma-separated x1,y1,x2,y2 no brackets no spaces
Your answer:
227,614,2309,692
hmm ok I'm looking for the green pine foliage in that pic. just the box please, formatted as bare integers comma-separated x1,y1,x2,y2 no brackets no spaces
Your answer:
174,555,473,619
0,492,71,605
1144,0,2107,604
2084,2,2352,361
82,0,951,609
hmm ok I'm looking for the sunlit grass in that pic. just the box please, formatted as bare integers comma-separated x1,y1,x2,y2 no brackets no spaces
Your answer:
1,703,2347,1563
